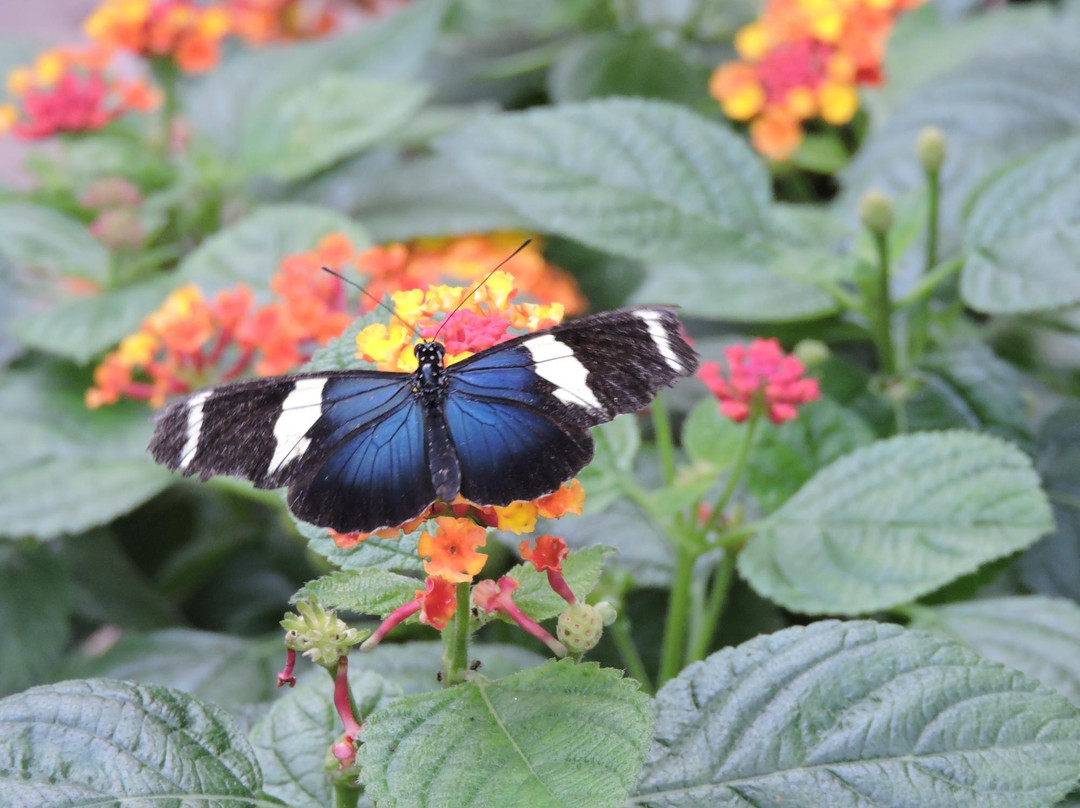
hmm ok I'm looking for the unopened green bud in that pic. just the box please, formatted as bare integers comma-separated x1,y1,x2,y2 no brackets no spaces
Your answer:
858,190,894,236
917,126,946,173
557,602,604,654
793,339,830,369
281,600,366,669
594,601,618,626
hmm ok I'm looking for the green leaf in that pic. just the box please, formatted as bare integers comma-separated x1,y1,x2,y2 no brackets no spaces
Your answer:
0,367,173,539
303,309,382,372
499,546,616,623
0,679,262,807
251,670,398,808
14,275,174,363
0,201,108,282
295,568,421,617
560,501,673,587
359,660,653,808
910,596,1080,707
739,431,1054,614
299,518,425,573
67,629,284,707
904,342,1031,445
0,542,70,697
547,33,712,106
634,620,1080,808
577,416,642,514
745,397,876,514
437,98,771,266
177,204,370,296
682,396,747,469
357,641,546,695
1021,403,1080,601
962,135,1080,314
240,74,429,182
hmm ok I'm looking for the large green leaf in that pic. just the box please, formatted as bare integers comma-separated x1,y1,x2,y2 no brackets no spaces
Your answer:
0,201,108,282
299,519,425,574
910,596,1080,707
745,397,875,514
68,629,284,707
961,135,1080,314
903,343,1031,445
0,543,70,697
296,568,421,617
844,40,1080,242
177,204,370,296
356,641,546,695
739,431,1053,614
14,274,174,363
633,620,1080,808
359,660,652,808
1021,403,1080,601
251,669,399,808
186,0,448,151
0,367,173,539
240,74,429,182
682,396,746,471
437,98,771,266
0,679,263,807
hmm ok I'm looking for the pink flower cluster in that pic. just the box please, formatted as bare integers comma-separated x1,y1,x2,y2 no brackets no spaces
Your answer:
699,338,819,424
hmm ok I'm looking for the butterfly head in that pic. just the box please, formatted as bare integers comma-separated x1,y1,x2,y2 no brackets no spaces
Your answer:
414,340,446,367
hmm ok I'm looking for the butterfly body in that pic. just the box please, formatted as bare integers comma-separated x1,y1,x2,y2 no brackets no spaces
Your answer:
150,306,698,533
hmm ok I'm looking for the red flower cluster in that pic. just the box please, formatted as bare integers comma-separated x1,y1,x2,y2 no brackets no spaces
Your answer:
84,0,231,73
699,338,820,424
86,233,362,408
0,46,159,140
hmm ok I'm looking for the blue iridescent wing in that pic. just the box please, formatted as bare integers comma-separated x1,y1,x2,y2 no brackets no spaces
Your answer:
444,306,698,506
150,371,437,532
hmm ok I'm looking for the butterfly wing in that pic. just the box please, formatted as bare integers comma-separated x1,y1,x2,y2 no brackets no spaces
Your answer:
444,305,698,505
149,371,437,532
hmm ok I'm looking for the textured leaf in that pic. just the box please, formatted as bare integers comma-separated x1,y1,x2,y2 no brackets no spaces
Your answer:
739,431,1053,614
359,660,653,808
634,620,1080,808
300,518,425,573
177,204,370,296
681,397,745,470
251,669,399,808
241,74,429,182
910,596,1080,707
844,40,1080,242
904,343,1031,445
0,367,173,539
547,33,711,106
438,98,771,266
0,679,262,807
68,629,284,707
0,201,108,281
962,135,1080,314
356,641,546,695
745,397,875,514
500,545,616,623
0,543,70,697
295,568,421,617
1021,403,1080,601
14,275,174,363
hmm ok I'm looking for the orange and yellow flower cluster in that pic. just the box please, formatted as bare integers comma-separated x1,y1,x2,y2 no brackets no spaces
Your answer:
226,0,338,45
84,0,231,73
86,233,362,408
0,46,159,140
710,0,925,160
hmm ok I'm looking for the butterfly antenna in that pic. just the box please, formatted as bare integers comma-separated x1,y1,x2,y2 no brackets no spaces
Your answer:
432,238,532,341
321,266,418,337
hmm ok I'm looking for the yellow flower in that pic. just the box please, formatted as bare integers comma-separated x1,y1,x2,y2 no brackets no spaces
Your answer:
819,81,859,124
355,322,412,369
735,22,771,60
117,332,159,366
494,501,539,535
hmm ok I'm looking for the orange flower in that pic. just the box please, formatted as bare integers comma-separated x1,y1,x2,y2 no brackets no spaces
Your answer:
535,480,585,520
417,517,488,583
226,0,338,45
750,109,804,161
519,535,569,573
85,0,231,73
417,575,457,629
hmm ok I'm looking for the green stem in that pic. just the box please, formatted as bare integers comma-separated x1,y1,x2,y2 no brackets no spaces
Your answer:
910,168,940,359
610,615,654,694
871,230,896,374
443,582,472,687
333,781,361,808
652,393,676,486
895,255,963,309
688,549,736,663
658,546,696,686
702,415,760,538
617,477,700,553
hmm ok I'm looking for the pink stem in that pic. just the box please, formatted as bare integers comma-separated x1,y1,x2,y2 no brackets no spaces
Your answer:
334,657,363,737
504,602,567,657
276,648,296,688
361,598,421,651
546,570,576,605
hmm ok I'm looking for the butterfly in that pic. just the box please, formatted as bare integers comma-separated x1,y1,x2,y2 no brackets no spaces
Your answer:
149,306,699,534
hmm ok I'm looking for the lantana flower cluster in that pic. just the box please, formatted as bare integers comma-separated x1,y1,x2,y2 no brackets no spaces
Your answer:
84,0,232,73
699,338,820,424
226,0,339,45
0,46,159,140
710,0,926,160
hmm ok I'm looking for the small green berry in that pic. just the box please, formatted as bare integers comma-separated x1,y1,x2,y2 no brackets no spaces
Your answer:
557,603,604,654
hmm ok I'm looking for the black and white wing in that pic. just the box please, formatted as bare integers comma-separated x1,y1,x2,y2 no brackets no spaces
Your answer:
443,305,698,506
149,371,438,533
